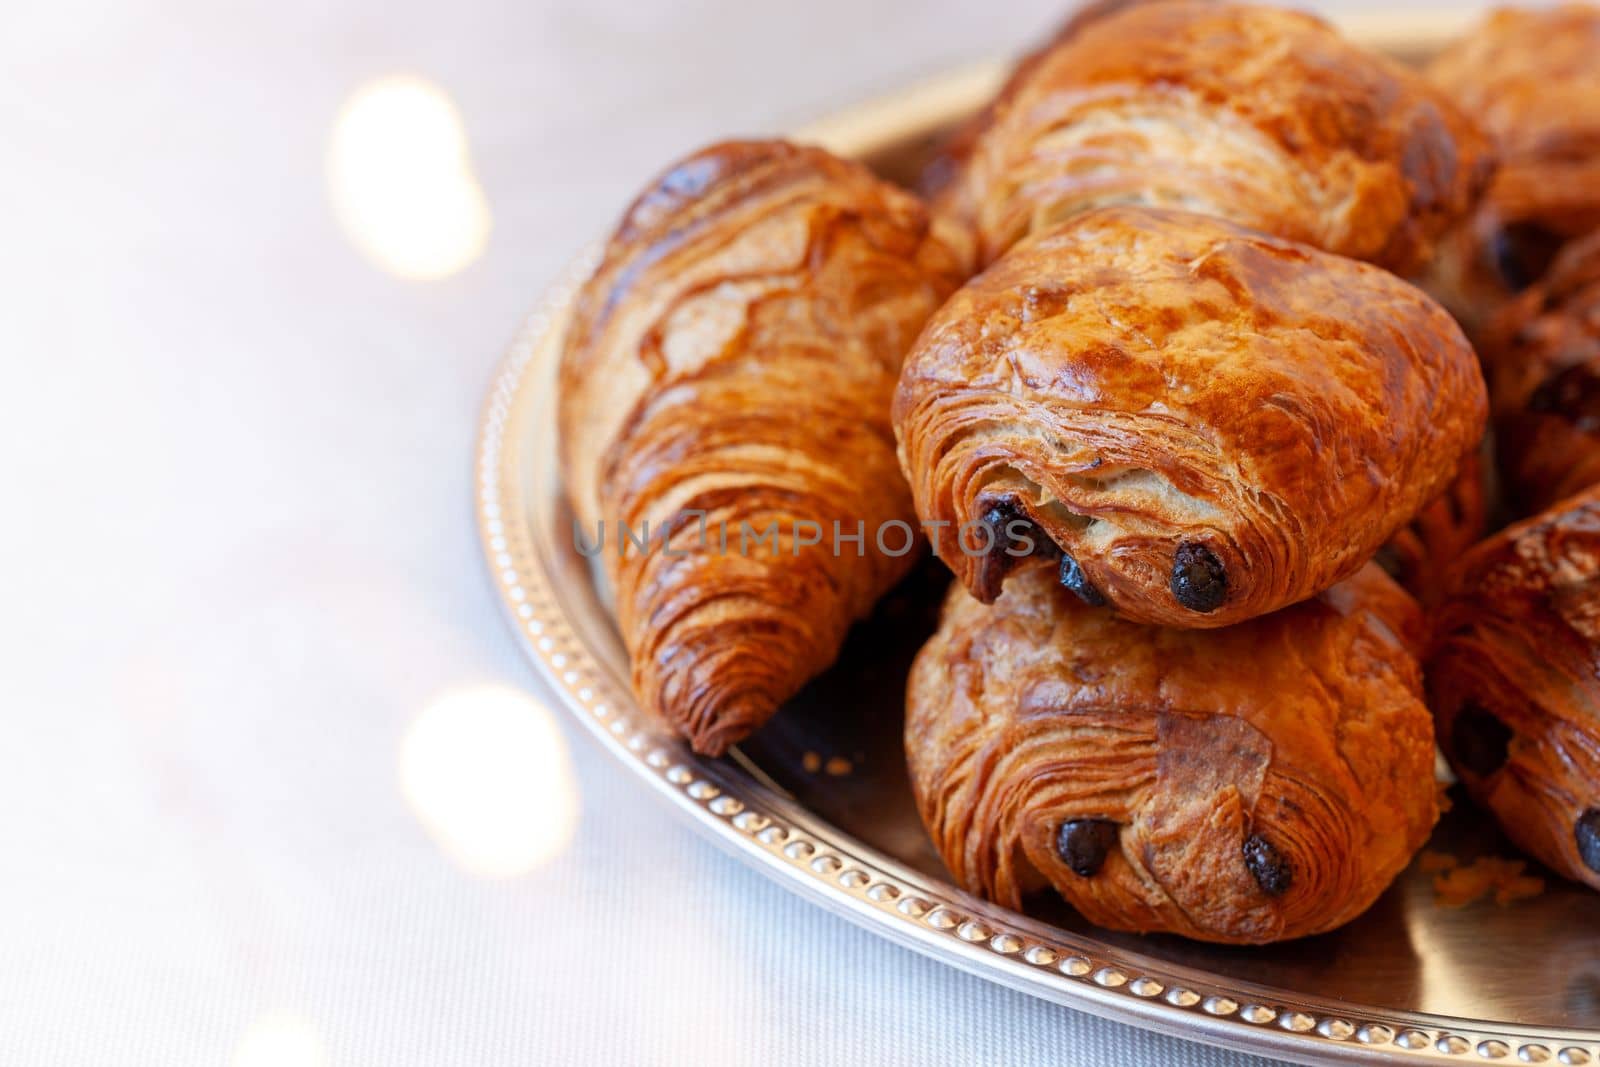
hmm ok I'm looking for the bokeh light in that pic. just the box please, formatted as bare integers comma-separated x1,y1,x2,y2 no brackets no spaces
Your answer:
231,1013,328,1067
326,75,491,280
399,683,579,878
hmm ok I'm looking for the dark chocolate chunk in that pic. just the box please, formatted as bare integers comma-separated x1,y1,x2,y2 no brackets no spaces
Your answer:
1576,809,1600,874
1450,701,1513,778
1170,541,1226,613
1528,361,1600,431
1242,833,1292,896
990,499,1062,561
970,502,1017,601
970,548,1008,604
970,496,1062,602
1490,222,1563,293
980,500,1019,534
1058,553,1105,606
1056,818,1119,877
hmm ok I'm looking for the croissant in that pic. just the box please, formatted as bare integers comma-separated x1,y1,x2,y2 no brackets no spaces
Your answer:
1421,4,1600,338
1479,230,1600,519
1427,484,1600,892
559,140,963,755
906,562,1437,943
893,205,1487,627
934,0,1491,273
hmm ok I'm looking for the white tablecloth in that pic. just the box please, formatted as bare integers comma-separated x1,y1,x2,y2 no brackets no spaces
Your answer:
1,1,1525,1063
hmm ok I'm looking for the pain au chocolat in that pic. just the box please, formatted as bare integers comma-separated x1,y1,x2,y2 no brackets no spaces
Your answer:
1427,484,1600,893
1480,230,1600,519
931,0,1490,273
1422,4,1600,338
893,205,1486,627
559,140,963,755
906,563,1437,943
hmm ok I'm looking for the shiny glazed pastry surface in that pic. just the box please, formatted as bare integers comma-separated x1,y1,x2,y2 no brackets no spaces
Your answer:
906,563,1438,943
1427,484,1600,892
893,205,1487,627
559,140,963,755
1480,231,1600,518
934,0,1491,273
1422,4,1600,337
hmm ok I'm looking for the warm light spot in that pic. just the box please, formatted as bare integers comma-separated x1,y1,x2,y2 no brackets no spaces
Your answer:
327,75,490,280
231,1014,328,1067
399,683,579,877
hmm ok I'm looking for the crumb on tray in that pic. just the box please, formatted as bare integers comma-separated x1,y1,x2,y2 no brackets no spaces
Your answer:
1432,854,1545,909
1419,850,1457,873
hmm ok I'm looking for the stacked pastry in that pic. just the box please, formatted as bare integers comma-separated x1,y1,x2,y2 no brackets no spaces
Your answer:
557,0,1600,944
896,0,1491,944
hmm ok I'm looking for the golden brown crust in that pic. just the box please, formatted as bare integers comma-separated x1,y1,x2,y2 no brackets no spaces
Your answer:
1479,230,1600,518
1421,5,1600,337
936,1,1491,273
906,563,1438,943
1426,484,1600,892
893,205,1487,628
917,0,1200,208
559,140,963,755
1377,442,1491,608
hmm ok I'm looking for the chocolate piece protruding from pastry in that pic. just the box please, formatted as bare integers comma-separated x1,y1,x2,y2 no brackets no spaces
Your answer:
1490,223,1566,296
907,563,1437,943
1056,819,1119,877
1421,6,1600,339
1242,834,1293,897
1426,484,1600,892
1058,553,1104,606
1450,701,1513,778
1171,542,1226,614
973,496,1062,602
1479,230,1600,518
971,505,1017,604
559,140,964,755
1576,810,1600,875
893,206,1486,627
932,1,1490,273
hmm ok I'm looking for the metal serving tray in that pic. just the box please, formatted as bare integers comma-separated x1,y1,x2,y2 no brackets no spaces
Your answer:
476,14,1600,1061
